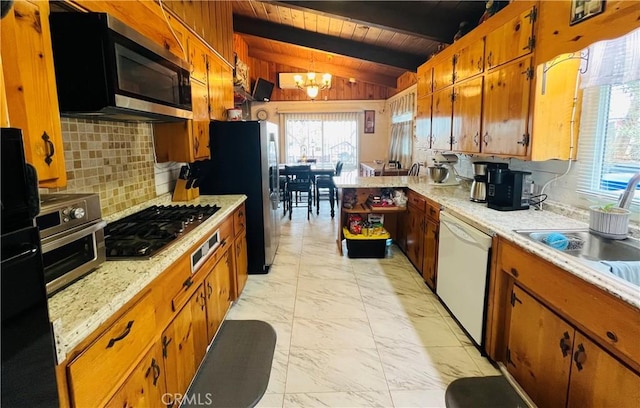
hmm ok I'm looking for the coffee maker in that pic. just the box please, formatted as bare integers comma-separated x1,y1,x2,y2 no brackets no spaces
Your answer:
487,169,532,211
470,162,507,202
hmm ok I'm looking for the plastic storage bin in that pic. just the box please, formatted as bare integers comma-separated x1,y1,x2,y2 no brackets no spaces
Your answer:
343,227,390,258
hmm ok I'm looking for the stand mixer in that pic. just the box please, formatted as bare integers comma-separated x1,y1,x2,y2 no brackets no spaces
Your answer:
429,153,460,186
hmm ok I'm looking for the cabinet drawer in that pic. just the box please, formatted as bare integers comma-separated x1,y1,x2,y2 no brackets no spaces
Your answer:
67,292,156,408
425,199,440,222
499,239,640,367
234,204,246,237
407,190,426,211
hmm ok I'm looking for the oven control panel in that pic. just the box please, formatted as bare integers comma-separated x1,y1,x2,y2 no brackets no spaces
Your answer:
191,229,220,274
37,194,102,239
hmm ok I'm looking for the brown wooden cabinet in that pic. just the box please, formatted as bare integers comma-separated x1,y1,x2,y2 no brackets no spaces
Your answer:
416,96,432,142
507,284,640,408
190,284,209,367
405,191,426,271
433,58,454,92
105,342,167,408
421,199,440,290
431,88,453,151
452,77,483,154
234,232,248,299
1,0,66,187
454,39,485,83
417,64,432,96
485,5,536,70
214,249,233,322
481,57,532,156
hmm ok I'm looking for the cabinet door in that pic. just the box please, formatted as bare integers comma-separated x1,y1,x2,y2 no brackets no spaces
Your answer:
234,233,248,299
396,211,407,252
406,207,424,271
422,218,438,290
507,285,573,408
207,56,223,121
105,342,166,408
485,6,535,69
162,300,197,407
416,96,432,141
482,58,532,156
417,64,432,96
190,285,209,367
192,80,210,160
1,0,66,187
431,88,453,151
454,40,484,82
433,58,454,92
204,271,221,343
567,332,640,408
452,77,483,154
215,250,233,318
188,36,208,85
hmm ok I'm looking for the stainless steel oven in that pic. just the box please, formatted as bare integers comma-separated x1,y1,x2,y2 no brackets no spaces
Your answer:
36,194,106,295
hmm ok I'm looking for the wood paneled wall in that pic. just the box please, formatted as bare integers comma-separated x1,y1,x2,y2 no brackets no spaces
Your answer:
248,60,389,101
390,72,418,97
233,34,249,66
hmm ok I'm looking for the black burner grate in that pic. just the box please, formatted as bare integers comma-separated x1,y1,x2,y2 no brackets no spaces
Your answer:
105,204,221,259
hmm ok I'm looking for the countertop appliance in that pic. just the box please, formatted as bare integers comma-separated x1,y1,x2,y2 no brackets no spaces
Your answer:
37,193,106,295
436,211,493,346
104,204,220,259
49,13,192,122
1,128,60,405
429,153,460,186
199,120,280,274
487,169,532,211
470,162,508,202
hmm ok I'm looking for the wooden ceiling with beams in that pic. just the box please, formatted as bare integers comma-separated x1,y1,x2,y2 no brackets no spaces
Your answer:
232,1,487,89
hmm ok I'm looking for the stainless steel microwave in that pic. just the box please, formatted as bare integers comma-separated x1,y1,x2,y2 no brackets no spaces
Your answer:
50,13,192,122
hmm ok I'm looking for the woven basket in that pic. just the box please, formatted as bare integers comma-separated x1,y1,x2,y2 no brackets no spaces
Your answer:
589,206,630,240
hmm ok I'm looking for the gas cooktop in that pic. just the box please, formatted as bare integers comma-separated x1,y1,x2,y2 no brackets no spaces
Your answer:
105,204,221,259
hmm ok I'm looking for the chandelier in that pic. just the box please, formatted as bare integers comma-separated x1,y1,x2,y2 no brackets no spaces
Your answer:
294,72,332,99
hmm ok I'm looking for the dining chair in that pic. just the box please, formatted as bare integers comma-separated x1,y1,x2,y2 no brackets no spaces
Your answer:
315,161,343,217
284,165,312,220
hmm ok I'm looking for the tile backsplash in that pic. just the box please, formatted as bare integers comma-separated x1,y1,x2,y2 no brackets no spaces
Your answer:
43,118,161,216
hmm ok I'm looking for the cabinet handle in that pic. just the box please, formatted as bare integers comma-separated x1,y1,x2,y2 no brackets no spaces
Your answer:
183,276,194,290
559,331,571,357
42,132,55,166
199,291,206,310
573,343,586,371
145,358,161,386
473,132,479,146
487,51,493,67
606,331,618,342
207,282,213,298
194,136,200,155
161,335,172,358
477,57,483,72
220,238,227,247
483,132,490,146
106,320,134,348
510,267,519,277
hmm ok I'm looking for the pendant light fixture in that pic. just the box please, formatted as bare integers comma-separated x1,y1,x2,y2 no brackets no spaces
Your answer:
293,57,332,99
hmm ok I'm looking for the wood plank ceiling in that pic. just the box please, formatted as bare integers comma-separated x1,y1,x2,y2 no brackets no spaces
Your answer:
232,1,487,89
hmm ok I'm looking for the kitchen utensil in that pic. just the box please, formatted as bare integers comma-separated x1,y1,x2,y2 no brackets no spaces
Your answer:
429,166,449,183
226,108,243,121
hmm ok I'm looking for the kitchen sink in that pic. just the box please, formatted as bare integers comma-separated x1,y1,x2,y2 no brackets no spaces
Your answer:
515,229,640,286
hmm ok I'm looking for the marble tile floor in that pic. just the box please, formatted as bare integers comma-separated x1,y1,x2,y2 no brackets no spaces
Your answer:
227,204,500,407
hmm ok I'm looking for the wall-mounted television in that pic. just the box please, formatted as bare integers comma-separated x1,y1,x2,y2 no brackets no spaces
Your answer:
252,78,275,102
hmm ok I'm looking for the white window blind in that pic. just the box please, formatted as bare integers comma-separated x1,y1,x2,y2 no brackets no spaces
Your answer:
282,112,358,170
388,90,415,168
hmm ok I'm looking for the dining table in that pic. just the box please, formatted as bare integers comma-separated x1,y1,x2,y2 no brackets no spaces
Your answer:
278,163,337,217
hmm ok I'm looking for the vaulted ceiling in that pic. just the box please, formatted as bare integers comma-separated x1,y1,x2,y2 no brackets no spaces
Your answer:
232,1,487,88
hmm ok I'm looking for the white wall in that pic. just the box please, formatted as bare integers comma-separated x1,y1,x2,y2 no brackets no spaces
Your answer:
250,100,388,164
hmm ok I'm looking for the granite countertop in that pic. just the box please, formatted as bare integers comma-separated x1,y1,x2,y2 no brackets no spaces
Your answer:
334,175,640,310
47,194,246,363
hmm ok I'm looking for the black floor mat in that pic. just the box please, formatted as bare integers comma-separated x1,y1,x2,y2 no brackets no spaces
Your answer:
182,320,277,408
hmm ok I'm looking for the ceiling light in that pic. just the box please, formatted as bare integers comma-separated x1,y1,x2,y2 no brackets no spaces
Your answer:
294,72,332,99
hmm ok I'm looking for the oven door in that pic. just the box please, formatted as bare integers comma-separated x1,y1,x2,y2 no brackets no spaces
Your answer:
41,220,107,295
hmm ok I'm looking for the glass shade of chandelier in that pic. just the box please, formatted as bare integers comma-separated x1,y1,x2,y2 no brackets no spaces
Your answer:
294,72,332,99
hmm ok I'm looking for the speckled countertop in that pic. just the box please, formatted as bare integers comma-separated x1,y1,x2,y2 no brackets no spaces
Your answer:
335,174,640,310
47,194,246,363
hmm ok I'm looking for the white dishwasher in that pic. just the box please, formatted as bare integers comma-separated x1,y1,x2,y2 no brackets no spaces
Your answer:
436,211,493,346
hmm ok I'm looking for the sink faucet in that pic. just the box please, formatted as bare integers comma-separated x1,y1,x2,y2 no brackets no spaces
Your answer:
617,172,640,209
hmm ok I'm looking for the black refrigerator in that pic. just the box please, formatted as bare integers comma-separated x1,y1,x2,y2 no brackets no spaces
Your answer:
200,120,280,274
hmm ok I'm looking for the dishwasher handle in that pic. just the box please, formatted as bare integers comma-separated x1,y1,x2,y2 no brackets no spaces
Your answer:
440,212,492,250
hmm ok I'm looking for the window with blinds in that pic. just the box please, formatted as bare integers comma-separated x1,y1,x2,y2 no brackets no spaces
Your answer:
282,112,358,171
576,29,639,208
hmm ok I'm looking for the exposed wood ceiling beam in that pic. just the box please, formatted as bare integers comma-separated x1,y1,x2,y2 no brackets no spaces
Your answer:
275,1,467,43
233,15,425,71
247,46,399,88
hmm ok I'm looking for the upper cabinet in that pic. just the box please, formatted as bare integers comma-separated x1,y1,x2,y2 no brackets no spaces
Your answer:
454,39,485,83
485,6,536,70
1,0,67,187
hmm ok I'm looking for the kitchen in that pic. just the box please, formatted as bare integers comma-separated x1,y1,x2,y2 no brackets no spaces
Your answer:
1,1,639,407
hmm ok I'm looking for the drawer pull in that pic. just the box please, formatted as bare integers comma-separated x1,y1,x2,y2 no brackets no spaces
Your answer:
220,238,227,247
510,267,519,277
573,343,586,370
606,331,618,342
106,320,134,348
183,277,193,290
559,331,571,357
145,358,161,386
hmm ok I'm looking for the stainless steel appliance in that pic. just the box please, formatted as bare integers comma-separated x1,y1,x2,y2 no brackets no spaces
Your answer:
49,13,192,122
470,162,508,202
200,120,280,274
487,169,532,211
104,204,220,259
1,128,59,405
37,193,106,295
436,211,493,346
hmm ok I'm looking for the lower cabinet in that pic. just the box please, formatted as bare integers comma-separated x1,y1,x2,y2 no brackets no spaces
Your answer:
234,231,248,299
105,342,167,408
190,284,209,367
405,202,425,270
422,218,438,290
507,284,640,408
